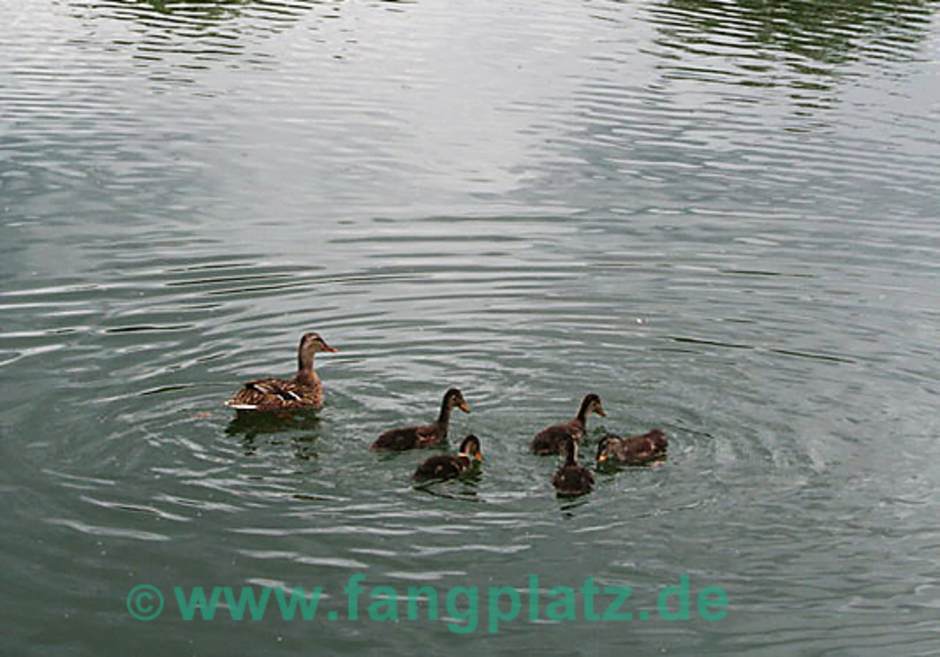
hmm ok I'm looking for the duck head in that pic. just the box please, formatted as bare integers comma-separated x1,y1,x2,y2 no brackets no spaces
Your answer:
577,393,606,422
596,435,611,464
297,332,338,372
458,434,484,461
444,387,471,414
300,332,338,355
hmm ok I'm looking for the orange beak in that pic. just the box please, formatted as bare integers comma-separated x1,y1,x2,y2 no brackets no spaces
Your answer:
596,406,607,417
475,452,484,462
458,400,471,413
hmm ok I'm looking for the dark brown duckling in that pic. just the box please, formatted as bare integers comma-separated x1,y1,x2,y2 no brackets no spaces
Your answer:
532,393,606,455
412,435,484,482
552,434,594,497
371,388,471,451
225,332,338,412
596,429,668,466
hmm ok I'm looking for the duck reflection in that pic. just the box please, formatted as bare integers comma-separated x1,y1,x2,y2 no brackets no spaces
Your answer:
225,410,321,458
413,473,482,501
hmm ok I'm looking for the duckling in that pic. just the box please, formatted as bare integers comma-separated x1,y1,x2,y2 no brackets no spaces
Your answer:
596,429,667,466
224,332,338,412
371,388,471,451
552,434,594,497
413,435,484,482
532,393,606,455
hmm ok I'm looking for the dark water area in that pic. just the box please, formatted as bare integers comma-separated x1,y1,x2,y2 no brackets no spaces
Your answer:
2,1,939,655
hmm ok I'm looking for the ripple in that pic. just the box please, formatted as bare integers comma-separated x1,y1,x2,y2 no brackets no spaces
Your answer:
45,517,171,541
2,0,940,655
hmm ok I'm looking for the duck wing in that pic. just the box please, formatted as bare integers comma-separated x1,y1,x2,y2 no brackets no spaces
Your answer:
225,377,322,411
372,423,441,451
619,429,668,464
413,455,463,481
552,465,594,496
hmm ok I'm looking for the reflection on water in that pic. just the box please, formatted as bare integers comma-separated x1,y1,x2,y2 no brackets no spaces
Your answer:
68,0,319,76
237,432,321,459
66,0,415,76
225,411,323,458
2,0,940,656
650,0,936,108
414,477,481,502
656,0,935,65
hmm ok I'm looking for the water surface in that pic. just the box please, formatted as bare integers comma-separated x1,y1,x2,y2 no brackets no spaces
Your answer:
2,1,940,655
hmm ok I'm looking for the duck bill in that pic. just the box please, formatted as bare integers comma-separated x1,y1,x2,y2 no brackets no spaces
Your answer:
475,452,484,462
596,406,607,417
458,400,471,413
323,344,339,353
597,454,608,464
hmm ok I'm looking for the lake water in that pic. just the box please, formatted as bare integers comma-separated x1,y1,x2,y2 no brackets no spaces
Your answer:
2,0,939,655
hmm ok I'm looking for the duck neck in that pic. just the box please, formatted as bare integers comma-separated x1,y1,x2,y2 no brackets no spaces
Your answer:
436,400,453,437
296,353,317,385
565,441,578,467
575,400,592,428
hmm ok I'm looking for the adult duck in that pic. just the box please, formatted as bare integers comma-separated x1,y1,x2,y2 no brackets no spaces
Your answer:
224,332,338,411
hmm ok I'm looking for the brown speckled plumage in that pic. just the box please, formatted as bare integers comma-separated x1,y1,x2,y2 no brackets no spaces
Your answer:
225,332,337,412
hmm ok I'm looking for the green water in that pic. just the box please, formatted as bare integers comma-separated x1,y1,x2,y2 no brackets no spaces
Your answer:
2,0,939,655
